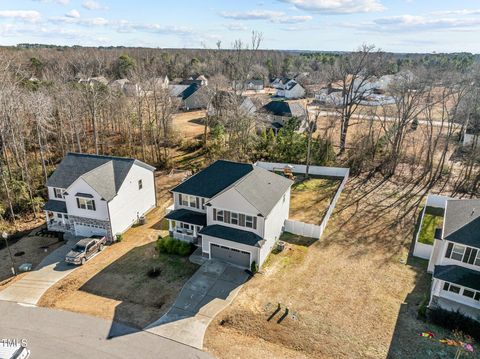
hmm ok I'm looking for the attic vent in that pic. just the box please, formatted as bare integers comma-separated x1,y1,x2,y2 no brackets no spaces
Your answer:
472,208,476,216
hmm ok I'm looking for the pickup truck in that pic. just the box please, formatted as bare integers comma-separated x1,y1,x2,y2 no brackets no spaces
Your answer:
65,235,106,265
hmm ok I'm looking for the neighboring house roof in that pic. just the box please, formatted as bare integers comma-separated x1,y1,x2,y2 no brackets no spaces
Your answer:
199,224,263,246
46,153,155,201
262,101,306,118
434,265,480,291
285,80,300,91
179,83,201,100
443,199,480,248
165,209,207,226
171,160,253,198
217,166,293,217
44,199,67,213
169,84,189,97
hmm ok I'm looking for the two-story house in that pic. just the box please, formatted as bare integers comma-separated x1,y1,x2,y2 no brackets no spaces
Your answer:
165,160,293,268
43,153,156,241
427,199,480,320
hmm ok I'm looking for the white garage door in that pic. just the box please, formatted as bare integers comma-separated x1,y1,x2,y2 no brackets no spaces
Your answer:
74,224,108,238
210,243,251,268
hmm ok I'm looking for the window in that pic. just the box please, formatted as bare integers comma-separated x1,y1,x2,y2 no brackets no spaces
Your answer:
138,179,143,190
475,292,480,301
57,213,63,219
201,198,205,210
180,194,188,207
189,196,196,208
463,289,475,298
217,210,224,222
443,282,461,294
77,198,96,211
231,212,239,225
450,244,465,261
476,252,480,267
245,215,254,228
54,188,65,199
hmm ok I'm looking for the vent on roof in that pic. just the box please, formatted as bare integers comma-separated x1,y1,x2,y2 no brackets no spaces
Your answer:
472,208,476,216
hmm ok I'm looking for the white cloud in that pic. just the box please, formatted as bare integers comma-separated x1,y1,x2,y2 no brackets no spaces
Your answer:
32,0,70,4
220,10,312,23
65,9,80,18
82,0,107,10
433,9,480,16
49,16,109,26
278,0,385,14
0,10,41,22
224,23,248,31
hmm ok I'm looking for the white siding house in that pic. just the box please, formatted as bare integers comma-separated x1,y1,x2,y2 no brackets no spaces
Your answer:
426,199,480,321
165,160,292,269
44,153,156,241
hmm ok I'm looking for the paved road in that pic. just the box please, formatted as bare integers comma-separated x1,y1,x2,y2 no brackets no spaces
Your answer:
145,260,249,349
0,235,82,305
0,301,212,359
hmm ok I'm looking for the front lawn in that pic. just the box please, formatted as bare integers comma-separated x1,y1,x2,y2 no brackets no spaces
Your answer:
418,212,443,245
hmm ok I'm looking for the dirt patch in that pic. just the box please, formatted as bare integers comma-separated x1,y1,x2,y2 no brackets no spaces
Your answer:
0,233,64,282
289,178,339,225
204,175,461,359
172,110,206,140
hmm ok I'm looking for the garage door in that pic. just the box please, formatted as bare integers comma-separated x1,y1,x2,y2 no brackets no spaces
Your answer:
210,243,250,268
74,224,108,238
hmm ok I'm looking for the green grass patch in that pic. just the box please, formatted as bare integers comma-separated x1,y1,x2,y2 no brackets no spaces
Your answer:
292,178,338,192
418,213,443,245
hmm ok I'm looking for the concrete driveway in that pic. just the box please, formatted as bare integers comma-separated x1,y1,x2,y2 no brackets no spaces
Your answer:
0,235,82,305
145,260,250,349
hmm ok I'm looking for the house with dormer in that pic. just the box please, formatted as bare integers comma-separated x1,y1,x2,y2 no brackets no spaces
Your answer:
427,199,480,320
43,153,156,241
165,160,293,268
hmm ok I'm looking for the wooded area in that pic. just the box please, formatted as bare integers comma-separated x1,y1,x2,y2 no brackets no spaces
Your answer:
0,40,478,232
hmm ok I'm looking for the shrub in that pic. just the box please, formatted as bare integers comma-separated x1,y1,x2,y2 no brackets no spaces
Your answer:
428,307,480,340
417,295,428,319
115,233,123,242
156,236,193,256
251,261,258,274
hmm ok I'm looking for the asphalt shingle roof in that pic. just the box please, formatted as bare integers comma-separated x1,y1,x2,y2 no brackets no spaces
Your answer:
199,224,263,246
262,101,306,118
46,152,155,201
171,160,254,198
165,209,207,226
434,265,480,291
43,199,67,213
443,199,480,248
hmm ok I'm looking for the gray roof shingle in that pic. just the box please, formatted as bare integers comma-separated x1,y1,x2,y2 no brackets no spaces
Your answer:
434,265,480,291
444,199,480,248
199,224,263,247
165,209,207,226
46,153,155,201
44,199,67,213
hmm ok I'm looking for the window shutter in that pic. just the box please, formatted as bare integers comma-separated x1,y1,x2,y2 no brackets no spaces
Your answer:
92,200,96,211
463,247,472,263
76,198,81,208
469,249,478,264
178,193,182,205
445,242,453,258
225,211,230,224
239,214,245,227
213,208,217,221
253,216,257,229
196,197,200,209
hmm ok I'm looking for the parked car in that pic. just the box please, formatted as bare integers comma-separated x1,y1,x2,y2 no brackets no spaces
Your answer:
0,342,30,359
65,235,106,265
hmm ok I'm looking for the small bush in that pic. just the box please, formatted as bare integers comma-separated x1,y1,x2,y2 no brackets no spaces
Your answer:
115,233,123,242
417,295,428,319
156,236,193,256
251,261,258,274
428,307,480,340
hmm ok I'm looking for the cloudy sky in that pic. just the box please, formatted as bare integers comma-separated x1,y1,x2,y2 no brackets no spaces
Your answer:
0,0,479,52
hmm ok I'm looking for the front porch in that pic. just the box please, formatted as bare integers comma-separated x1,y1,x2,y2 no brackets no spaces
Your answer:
44,199,71,233
164,208,206,245
430,295,480,321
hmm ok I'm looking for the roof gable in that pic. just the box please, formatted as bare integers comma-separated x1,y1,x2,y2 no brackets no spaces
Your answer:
444,199,480,248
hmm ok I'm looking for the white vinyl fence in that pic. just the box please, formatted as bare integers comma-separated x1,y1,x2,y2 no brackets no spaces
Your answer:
255,161,349,240
412,193,451,260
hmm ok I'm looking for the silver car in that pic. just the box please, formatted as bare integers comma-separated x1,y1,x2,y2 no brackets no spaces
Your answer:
65,235,106,265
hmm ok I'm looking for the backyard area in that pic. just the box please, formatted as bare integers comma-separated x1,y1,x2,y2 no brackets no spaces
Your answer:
172,110,206,140
418,207,444,245
289,177,340,225
204,175,462,359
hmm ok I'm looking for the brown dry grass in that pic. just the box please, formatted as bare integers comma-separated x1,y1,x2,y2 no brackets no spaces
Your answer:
172,110,206,139
289,178,339,225
0,233,64,281
37,171,191,328
204,175,459,359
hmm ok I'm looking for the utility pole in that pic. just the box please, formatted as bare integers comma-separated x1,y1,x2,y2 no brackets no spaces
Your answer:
2,231,16,276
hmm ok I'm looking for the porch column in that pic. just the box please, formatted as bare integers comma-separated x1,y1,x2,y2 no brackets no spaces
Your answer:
168,220,173,231
45,211,50,224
